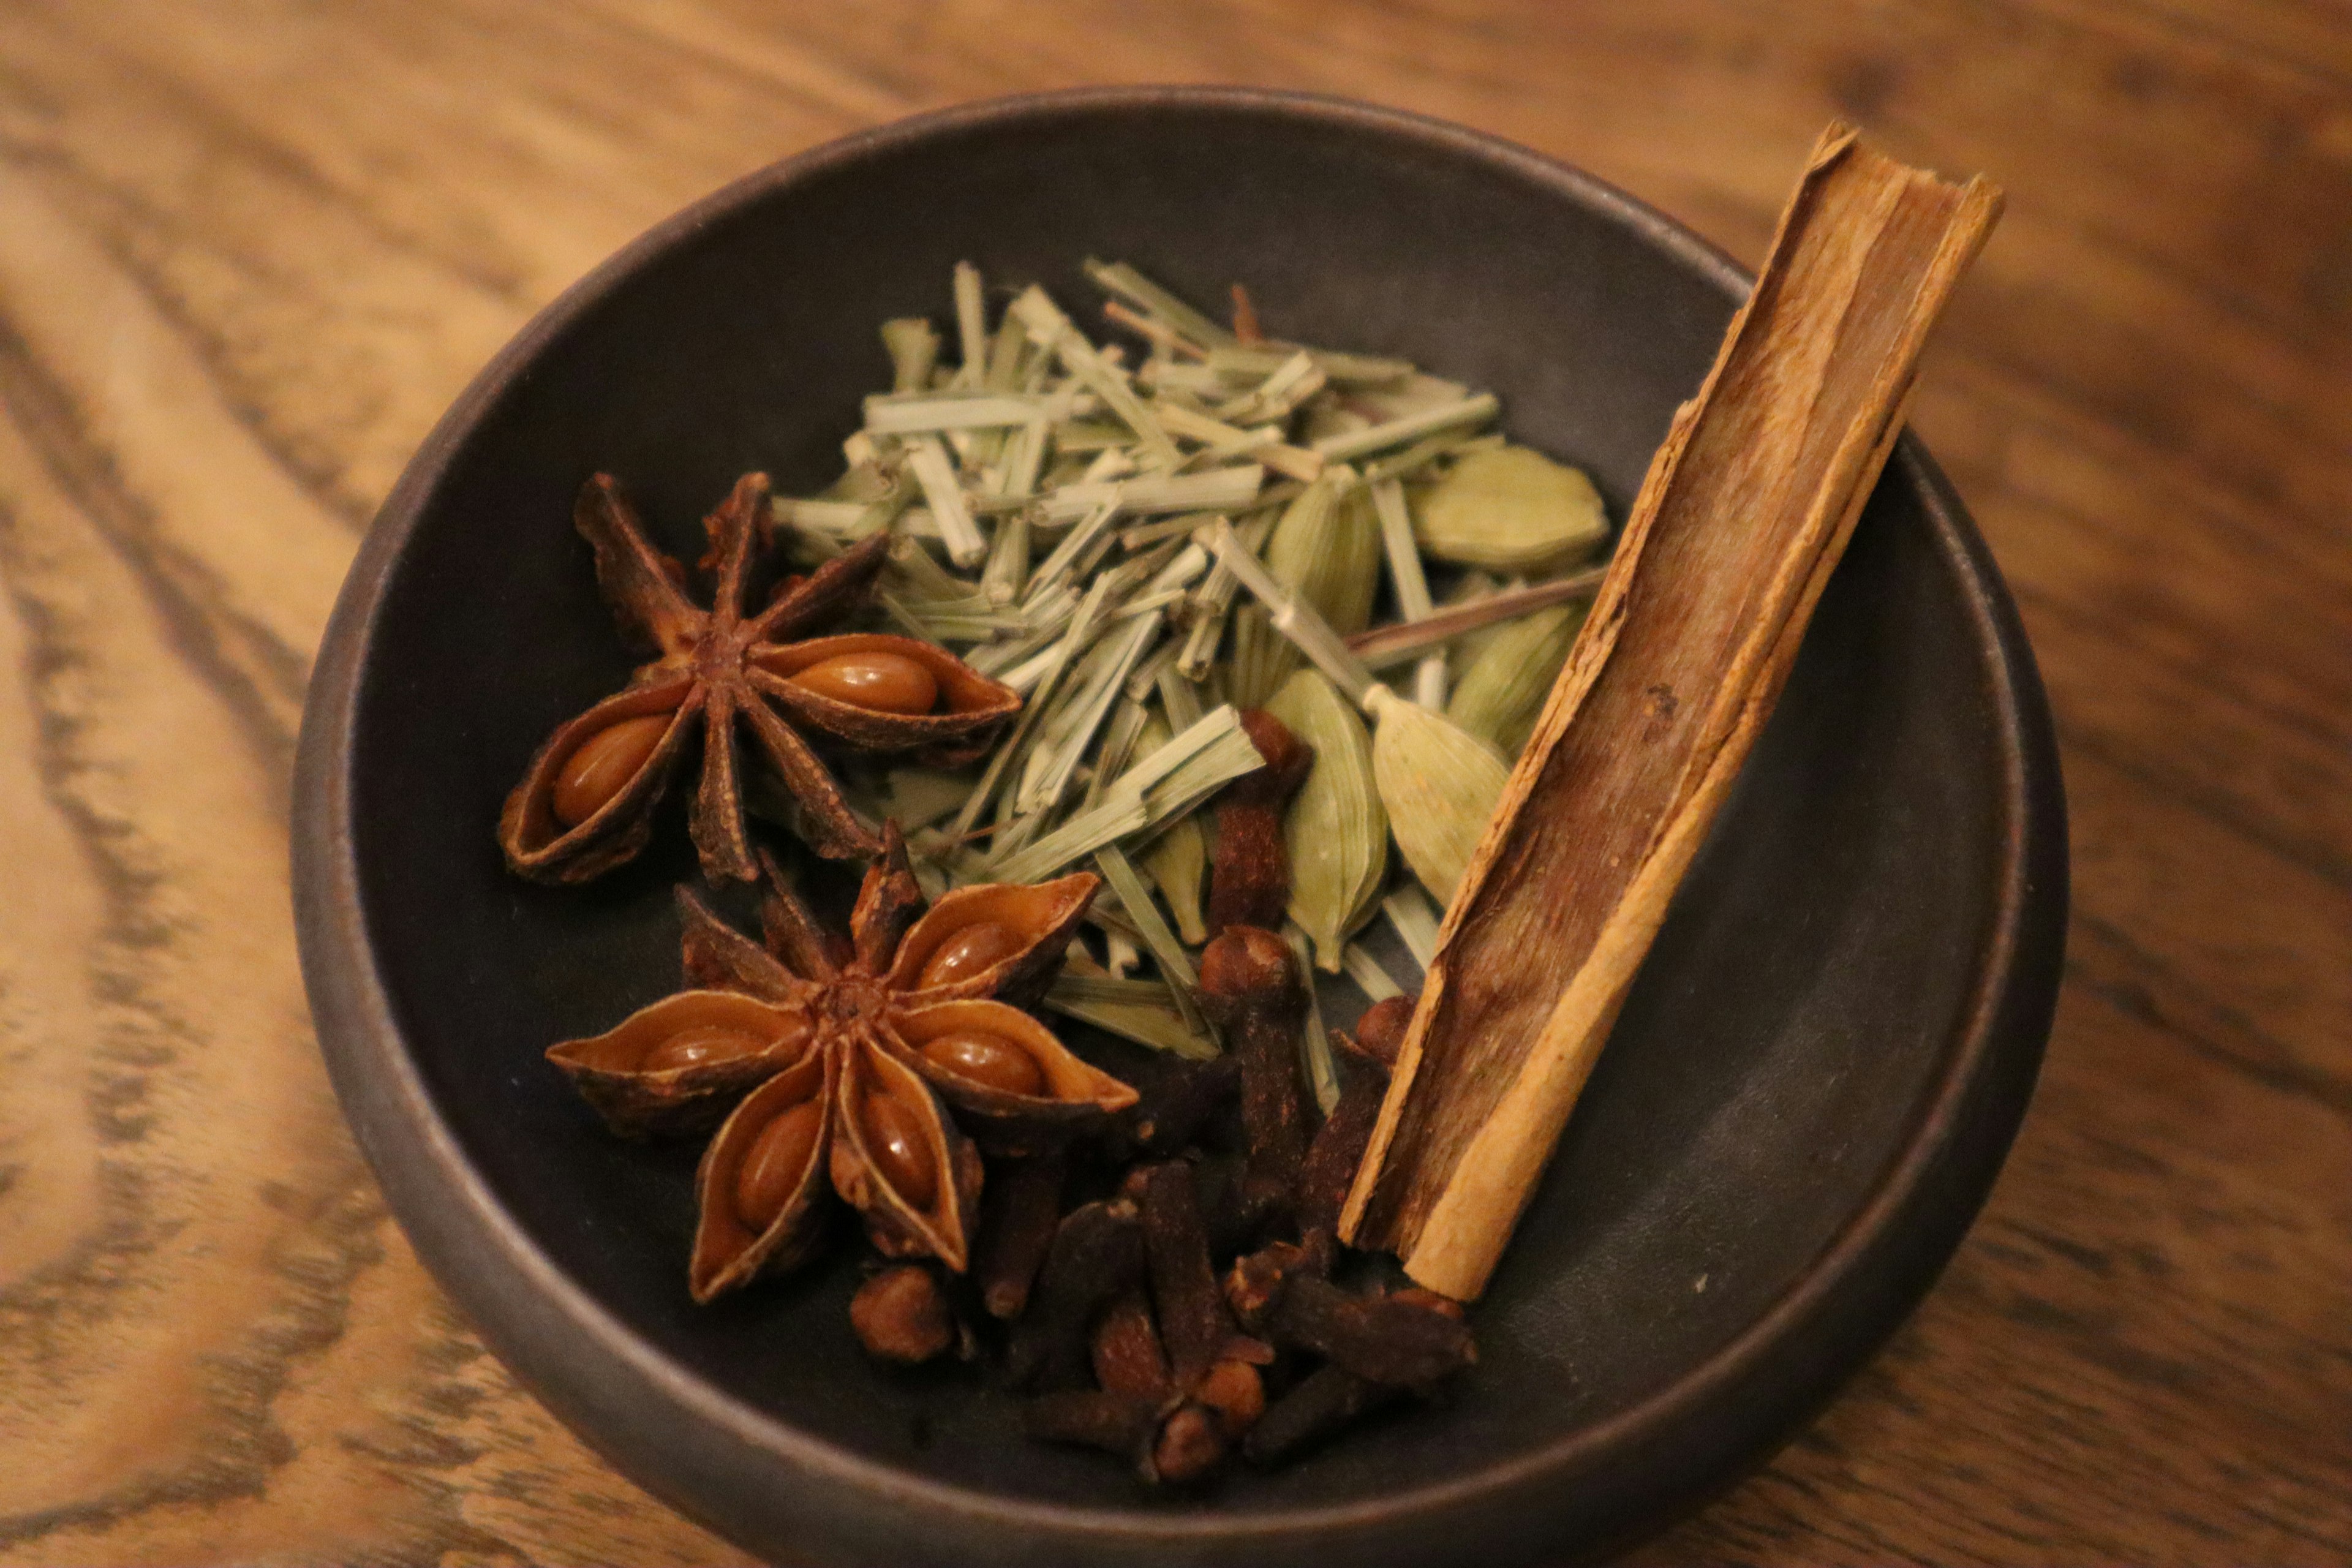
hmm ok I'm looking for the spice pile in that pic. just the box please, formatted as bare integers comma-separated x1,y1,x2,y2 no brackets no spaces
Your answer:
503,261,1614,1483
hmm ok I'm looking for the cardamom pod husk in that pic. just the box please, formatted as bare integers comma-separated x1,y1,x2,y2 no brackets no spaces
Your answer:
1264,669,1387,970
1228,470,1378,708
1411,444,1607,571
1446,601,1586,760
1365,690,1510,908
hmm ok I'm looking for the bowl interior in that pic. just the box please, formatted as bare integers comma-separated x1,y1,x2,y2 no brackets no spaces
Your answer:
344,98,2013,1520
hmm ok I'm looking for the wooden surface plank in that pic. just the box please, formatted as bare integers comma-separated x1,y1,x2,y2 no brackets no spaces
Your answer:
0,2,2344,1562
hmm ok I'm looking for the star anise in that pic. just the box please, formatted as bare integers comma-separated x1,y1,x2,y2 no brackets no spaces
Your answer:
545,829,1139,1302
500,472,1020,884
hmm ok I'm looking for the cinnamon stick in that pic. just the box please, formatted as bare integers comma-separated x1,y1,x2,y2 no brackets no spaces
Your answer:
1340,124,2002,1298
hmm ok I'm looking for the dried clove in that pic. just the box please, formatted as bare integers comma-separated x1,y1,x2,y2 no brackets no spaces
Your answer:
1118,1055,1241,1160
1294,994,1417,1238
1222,1237,1330,1333
1268,1276,1476,1392
1007,1197,1145,1390
1206,710,1313,937
1090,1289,1173,1401
973,1150,1067,1321
1242,1364,1400,1467
1136,1161,1262,1385
850,1265,958,1365
1023,1389,1158,1465
1198,927,1312,1223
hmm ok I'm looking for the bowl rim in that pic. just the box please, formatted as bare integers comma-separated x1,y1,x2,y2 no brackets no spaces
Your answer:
293,82,2067,1562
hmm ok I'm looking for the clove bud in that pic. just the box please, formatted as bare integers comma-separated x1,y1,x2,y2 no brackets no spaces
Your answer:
1205,710,1312,937
849,1265,957,1364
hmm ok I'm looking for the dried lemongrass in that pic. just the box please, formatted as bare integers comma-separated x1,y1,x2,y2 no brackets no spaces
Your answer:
1382,885,1442,971
1093,845,1207,1038
1009,285,1181,468
1370,478,1445,709
1285,922,1341,1117
1311,392,1498,462
1343,944,1406,1002
1133,713,1208,944
1262,669,1386,971
881,317,941,393
1411,443,1608,570
905,435,988,568
1227,470,1378,709
1447,601,1586,758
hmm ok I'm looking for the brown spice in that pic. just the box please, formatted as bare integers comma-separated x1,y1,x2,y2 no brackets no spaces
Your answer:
973,1150,1067,1321
850,1265,957,1364
1007,1197,1145,1390
1343,127,2003,1300
500,473,1020,884
1205,710,1312,937
546,829,1131,1302
1198,927,1311,1223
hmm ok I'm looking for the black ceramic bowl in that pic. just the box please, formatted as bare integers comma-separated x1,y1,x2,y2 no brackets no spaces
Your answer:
292,87,2065,1568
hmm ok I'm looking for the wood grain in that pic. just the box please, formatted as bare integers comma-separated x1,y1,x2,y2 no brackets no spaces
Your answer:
0,2,2343,1562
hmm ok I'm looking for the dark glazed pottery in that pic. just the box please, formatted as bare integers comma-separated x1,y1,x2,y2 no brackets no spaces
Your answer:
292,88,2066,1568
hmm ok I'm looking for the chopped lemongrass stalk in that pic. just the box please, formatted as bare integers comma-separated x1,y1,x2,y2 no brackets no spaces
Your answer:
864,392,1047,435
983,311,1029,390
1009,285,1182,468
881,317,940,393
1124,635,1180,702
951,576,1118,839
981,508,1030,605
1172,510,1269,680
773,497,873,535
1096,845,1207,1029
1036,464,1268,524
1080,445,1138,485
1118,510,1226,550
1310,391,1500,461
1030,612,1161,810
1345,569,1608,666
986,707,1261,884
1044,979,1219,1061
905,436,988,567
1084,258,1238,352
1215,348,1327,426
874,592,946,645
842,429,880,469
1155,660,1205,733
1285,922,1341,1116
1048,420,1132,453
1025,497,1121,606
1153,398,1325,482
1343,943,1406,1002
1384,884,1443,972
1200,520,1378,704
1101,300,1207,360
1088,696,1153,808
1138,360,1228,396
1361,427,1505,484
1371,477,1447,708
1206,344,1415,388
952,261,987,386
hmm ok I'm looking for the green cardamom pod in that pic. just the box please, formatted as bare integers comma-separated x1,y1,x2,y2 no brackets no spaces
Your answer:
1446,601,1586,759
1229,470,1379,707
1412,444,1607,571
1264,669,1389,970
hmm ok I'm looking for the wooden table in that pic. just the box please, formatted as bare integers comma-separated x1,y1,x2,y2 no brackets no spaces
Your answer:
1,3,2344,1562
